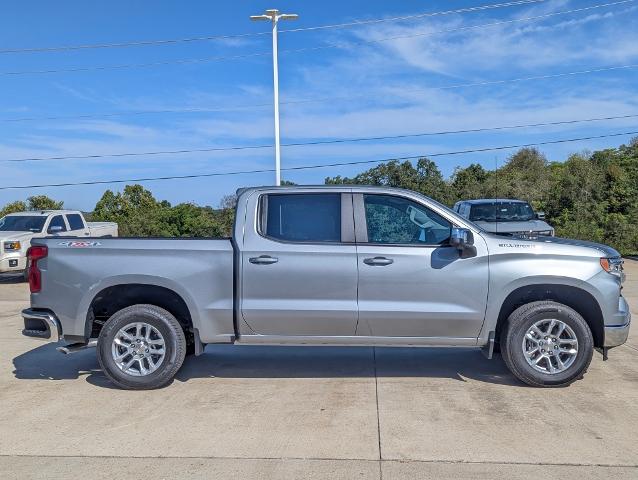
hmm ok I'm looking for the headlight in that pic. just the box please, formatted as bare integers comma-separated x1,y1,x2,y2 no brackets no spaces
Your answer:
4,241,21,251
600,257,624,282
536,230,553,236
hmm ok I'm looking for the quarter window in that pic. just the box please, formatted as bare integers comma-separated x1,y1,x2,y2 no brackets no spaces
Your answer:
263,194,341,243
363,194,452,245
66,214,85,231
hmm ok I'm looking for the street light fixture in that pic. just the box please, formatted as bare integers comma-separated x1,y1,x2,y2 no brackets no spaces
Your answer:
250,9,298,186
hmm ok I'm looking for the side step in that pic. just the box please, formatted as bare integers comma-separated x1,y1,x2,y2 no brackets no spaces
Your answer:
57,339,97,354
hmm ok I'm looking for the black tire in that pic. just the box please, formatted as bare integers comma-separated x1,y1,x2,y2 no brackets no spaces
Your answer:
501,300,594,387
97,304,186,390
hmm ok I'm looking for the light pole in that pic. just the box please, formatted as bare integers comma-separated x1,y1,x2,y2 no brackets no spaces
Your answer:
250,9,298,186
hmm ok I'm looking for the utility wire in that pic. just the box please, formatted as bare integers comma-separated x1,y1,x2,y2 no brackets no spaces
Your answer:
3,114,638,164
2,130,637,190
0,0,629,76
280,0,547,33
3,63,637,123
281,64,638,107
0,1,547,54
296,0,634,55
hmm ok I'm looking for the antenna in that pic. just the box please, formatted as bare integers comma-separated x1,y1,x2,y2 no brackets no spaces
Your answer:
494,155,499,234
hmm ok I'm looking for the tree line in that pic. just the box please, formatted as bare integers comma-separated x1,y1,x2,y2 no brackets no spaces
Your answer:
1,138,637,255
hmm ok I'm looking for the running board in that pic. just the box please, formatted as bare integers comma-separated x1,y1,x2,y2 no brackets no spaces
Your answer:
57,339,97,354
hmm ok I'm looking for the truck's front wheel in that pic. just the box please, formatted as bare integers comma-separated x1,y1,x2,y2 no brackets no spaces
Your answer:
97,304,186,390
501,301,594,387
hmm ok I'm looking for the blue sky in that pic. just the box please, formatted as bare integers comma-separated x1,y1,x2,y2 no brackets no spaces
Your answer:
1,0,637,210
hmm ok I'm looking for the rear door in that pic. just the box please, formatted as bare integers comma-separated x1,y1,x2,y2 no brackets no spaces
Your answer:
66,213,90,236
240,191,359,336
355,193,489,341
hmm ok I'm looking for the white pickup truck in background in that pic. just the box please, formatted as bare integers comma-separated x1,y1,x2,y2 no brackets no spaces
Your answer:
0,210,118,275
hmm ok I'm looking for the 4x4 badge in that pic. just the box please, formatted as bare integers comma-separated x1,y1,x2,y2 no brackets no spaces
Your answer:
58,241,101,248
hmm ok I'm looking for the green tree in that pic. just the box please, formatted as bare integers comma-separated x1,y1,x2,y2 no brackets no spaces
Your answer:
0,200,28,218
326,158,450,204
27,195,64,211
450,164,492,202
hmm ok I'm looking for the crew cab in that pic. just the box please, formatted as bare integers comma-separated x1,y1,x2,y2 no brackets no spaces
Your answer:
21,186,630,389
0,210,117,275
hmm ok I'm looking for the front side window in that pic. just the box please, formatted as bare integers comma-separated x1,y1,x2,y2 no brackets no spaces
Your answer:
66,214,85,231
263,193,341,243
47,215,67,234
363,194,452,245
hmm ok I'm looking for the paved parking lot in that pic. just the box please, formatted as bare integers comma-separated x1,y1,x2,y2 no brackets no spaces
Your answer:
1,262,637,479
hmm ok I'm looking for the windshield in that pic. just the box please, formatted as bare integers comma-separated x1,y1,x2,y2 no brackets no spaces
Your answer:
0,215,46,232
469,202,535,222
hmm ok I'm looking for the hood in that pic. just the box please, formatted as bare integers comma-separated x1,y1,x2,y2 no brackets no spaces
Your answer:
0,231,35,253
530,236,620,258
0,231,34,242
482,231,620,259
474,219,552,233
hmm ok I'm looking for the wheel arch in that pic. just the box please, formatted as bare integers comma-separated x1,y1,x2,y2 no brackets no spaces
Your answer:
495,284,604,348
85,283,194,341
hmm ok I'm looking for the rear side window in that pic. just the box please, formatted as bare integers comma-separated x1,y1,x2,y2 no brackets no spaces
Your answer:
66,214,85,231
262,193,341,243
47,215,67,234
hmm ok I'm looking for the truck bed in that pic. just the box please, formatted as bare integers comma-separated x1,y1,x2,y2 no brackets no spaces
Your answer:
31,237,235,343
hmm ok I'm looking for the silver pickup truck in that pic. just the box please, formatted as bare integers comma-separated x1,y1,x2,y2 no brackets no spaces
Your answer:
21,186,631,390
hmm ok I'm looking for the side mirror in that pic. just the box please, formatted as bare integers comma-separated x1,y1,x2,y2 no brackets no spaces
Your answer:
48,225,63,234
535,211,546,220
450,227,473,251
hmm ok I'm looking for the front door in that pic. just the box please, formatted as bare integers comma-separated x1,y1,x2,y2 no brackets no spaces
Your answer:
240,191,358,336
355,193,488,340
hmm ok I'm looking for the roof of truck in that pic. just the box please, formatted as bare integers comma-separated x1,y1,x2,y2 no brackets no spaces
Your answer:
236,185,428,196
458,199,528,205
6,210,79,216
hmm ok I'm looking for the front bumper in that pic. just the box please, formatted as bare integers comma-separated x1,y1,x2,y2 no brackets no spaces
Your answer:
22,309,61,342
604,296,631,347
0,253,27,273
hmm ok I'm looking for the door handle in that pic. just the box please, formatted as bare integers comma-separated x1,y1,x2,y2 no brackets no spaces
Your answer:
363,256,394,266
249,255,279,265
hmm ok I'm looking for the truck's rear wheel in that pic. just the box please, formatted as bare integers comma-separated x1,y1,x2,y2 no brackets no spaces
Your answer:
97,304,186,390
501,301,593,387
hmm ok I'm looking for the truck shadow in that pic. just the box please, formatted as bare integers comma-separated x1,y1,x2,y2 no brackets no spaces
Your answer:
13,343,526,388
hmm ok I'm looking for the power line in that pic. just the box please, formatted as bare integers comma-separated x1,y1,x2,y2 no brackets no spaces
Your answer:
0,50,274,76
2,130,637,190
3,63,638,123
0,104,272,123
295,0,634,55
0,1,547,54
281,64,638,107
0,1,629,76
3,113,638,164
280,0,548,33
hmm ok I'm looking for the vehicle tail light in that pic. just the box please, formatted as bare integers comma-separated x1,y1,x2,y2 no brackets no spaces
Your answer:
27,245,48,293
